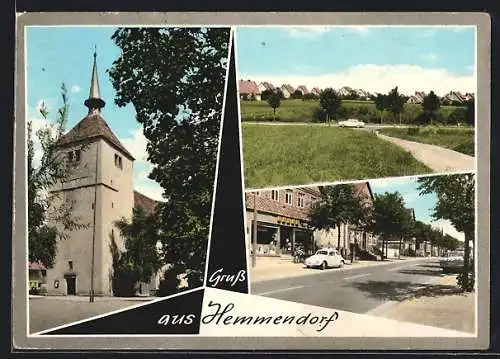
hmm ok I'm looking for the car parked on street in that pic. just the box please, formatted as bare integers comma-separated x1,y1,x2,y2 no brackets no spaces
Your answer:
439,250,465,273
338,118,366,128
304,248,345,270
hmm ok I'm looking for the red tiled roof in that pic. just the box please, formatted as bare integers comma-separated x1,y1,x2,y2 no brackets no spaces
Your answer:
134,191,159,215
239,80,260,95
57,114,134,160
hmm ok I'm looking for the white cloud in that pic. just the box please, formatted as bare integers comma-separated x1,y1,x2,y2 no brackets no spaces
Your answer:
120,128,150,165
285,26,331,39
132,173,165,202
430,218,465,242
71,85,81,93
421,53,438,61
243,64,475,96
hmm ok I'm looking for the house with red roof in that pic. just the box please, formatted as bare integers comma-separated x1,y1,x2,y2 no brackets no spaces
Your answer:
239,79,261,101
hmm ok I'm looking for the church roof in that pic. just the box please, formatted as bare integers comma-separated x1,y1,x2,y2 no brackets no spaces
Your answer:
57,114,135,161
134,190,159,215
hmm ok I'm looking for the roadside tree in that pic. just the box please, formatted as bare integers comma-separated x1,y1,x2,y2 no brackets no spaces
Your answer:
374,93,388,124
417,173,475,292
309,184,368,261
368,191,414,260
319,88,342,124
386,87,406,125
422,91,441,125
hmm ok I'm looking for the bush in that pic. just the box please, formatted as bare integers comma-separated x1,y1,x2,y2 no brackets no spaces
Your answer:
453,142,475,156
112,265,139,297
157,265,182,297
407,127,420,135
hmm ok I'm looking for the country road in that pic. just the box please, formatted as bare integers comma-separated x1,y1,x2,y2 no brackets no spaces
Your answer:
376,132,475,173
251,258,450,315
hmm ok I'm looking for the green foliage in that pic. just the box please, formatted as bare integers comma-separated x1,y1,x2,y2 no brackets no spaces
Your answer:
386,87,406,122
109,232,138,297
108,27,230,291
290,90,303,99
319,88,342,122
302,93,318,101
266,90,282,120
418,173,475,291
465,99,475,126
422,91,441,124
157,266,182,297
374,93,388,123
369,191,414,242
27,84,89,268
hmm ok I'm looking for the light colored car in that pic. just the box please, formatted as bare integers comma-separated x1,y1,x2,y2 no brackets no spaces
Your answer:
338,118,366,128
304,248,345,270
439,250,465,273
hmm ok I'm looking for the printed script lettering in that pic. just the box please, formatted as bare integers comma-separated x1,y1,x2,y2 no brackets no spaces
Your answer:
201,301,339,332
208,268,246,287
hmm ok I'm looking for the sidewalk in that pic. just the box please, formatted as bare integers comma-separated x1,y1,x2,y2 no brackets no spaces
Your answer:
249,255,427,283
369,275,475,334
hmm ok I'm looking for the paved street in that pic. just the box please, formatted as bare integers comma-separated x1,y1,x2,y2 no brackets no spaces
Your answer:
29,296,152,334
252,258,458,315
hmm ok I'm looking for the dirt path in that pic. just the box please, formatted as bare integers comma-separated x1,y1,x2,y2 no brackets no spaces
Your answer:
376,132,475,173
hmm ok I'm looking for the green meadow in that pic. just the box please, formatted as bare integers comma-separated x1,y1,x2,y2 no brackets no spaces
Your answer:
242,123,432,189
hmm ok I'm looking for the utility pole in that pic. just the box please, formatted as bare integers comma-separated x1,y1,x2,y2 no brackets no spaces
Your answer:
89,142,99,303
252,193,257,268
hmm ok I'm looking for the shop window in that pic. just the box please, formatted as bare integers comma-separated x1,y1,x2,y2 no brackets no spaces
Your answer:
271,190,279,201
297,192,305,208
285,190,293,205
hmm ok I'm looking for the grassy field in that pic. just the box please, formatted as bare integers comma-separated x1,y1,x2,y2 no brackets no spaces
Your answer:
378,127,475,156
242,123,432,189
241,99,463,123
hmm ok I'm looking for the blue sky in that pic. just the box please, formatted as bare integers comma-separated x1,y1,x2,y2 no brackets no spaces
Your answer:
26,26,163,200
369,176,466,241
236,26,476,96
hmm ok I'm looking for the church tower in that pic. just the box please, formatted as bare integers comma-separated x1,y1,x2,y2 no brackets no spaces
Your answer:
45,51,135,296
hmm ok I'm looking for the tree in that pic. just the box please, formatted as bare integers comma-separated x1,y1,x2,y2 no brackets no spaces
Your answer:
368,191,414,260
417,173,475,291
111,207,163,296
374,93,388,124
386,87,406,125
108,27,230,291
465,99,475,126
28,84,88,268
422,91,441,125
308,184,368,262
319,88,342,124
267,90,282,121
290,90,303,99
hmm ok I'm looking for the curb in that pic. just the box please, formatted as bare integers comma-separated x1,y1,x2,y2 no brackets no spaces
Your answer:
251,257,432,284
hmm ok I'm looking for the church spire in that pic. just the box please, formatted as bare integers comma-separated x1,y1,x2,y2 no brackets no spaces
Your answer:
84,47,106,114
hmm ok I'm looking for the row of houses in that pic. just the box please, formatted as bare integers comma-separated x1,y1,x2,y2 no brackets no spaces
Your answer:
238,80,324,101
406,90,475,105
245,183,438,261
239,79,474,105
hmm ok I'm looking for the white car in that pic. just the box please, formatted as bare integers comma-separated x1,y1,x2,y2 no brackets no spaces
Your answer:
338,119,366,128
304,248,345,270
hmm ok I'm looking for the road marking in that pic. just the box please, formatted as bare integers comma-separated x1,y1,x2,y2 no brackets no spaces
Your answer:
343,273,371,281
365,300,399,315
256,285,305,296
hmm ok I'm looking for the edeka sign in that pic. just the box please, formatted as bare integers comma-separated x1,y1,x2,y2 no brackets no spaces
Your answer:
276,216,301,226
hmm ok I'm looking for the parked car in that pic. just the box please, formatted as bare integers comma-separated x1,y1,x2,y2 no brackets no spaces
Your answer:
439,250,465,273
338,118,366,128
304,248,345,270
